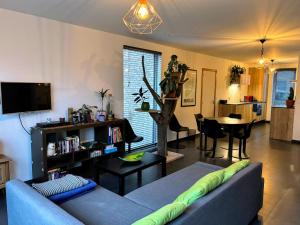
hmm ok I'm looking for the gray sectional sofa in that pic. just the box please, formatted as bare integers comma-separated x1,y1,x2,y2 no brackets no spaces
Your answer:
6,162,264,225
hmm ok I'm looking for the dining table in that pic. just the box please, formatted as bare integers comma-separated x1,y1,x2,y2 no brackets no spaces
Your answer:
202,117,251,160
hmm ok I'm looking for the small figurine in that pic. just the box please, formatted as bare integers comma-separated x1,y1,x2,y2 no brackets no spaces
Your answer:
47,143,56,156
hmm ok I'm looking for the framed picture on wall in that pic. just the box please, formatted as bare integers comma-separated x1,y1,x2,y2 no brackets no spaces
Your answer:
181,69,197,107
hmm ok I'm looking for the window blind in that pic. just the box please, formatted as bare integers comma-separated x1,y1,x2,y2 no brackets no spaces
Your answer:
123,46,161,150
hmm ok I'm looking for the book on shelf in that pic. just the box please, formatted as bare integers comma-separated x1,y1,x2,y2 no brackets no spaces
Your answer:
56,136,80,155
90,150,102,158
108,127,123,144
48,169,67,180
104,144,118,154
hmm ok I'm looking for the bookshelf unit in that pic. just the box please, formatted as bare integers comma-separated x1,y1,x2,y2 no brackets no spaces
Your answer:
31,119,125,179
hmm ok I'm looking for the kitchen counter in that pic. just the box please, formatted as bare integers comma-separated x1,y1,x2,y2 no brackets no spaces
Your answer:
221,101,266,105
218,102,266,122
270,107,294,141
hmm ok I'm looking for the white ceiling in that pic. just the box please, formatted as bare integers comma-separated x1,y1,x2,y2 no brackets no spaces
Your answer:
0,0,300,64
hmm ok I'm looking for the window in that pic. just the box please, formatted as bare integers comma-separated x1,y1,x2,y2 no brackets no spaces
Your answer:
123,46,161,150
272,69,296,106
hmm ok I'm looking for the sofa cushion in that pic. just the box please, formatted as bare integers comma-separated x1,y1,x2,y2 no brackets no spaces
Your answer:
170,163,263,225
125,162,222,210
60,186,153,225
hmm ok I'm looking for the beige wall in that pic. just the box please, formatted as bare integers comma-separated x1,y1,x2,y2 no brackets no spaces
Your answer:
0,8,247,179
293,55,300,140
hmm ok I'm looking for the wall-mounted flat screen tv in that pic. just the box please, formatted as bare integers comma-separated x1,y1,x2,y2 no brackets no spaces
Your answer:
1,82,51,114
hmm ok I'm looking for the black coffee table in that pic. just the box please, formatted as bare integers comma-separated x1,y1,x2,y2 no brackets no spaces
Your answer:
95,152,166,196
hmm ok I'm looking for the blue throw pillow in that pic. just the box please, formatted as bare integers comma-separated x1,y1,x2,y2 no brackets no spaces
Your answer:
49,180,97,203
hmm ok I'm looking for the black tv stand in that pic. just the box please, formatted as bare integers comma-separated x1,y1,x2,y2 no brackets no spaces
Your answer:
36,121,72,128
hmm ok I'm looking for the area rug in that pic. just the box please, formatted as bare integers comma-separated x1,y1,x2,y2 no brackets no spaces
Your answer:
153,151,184,163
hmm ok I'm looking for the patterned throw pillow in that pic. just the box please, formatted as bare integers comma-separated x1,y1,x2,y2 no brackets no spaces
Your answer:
32,175,88,197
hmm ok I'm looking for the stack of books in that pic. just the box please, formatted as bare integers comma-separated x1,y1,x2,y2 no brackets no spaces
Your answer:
47,169,67,180
104,144,118,154
90,150,102,158
108,127,123,144
57,136,80,154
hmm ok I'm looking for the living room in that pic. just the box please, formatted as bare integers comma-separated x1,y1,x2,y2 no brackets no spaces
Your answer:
0,0,300,225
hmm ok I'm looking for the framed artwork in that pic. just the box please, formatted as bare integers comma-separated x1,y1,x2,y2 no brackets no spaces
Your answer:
181,69,197,107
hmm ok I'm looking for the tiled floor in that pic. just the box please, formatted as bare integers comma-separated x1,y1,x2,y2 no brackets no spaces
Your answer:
1,123,300,224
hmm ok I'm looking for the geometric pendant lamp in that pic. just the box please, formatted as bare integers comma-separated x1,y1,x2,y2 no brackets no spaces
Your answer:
123,0,163,34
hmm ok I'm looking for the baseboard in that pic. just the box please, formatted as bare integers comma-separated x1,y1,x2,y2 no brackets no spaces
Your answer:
254,120,267,125
167,133,197,144
291,140,300,144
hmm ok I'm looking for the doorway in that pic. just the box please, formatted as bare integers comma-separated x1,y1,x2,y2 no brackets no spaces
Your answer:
201,68,217,117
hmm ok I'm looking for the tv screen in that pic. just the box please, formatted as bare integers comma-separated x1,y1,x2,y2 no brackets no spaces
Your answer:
1,82,51,114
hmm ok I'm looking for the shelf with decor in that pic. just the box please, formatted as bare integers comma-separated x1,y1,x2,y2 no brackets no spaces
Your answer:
31,119,125,180
135,108,161,113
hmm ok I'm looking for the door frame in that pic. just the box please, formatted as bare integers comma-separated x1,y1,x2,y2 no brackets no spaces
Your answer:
201,68,217,116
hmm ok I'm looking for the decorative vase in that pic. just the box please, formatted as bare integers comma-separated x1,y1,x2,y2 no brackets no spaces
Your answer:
141,102,150,111
96,111,106,122
286,100,295,108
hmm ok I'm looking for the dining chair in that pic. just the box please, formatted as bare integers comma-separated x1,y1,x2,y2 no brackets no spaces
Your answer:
124,118,143,153
227,113,243,134
194,113,205,151
169,114,189,149
202,119,226,158
233,120,255,159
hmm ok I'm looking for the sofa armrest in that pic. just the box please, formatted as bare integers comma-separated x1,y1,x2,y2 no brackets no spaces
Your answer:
6,179,84,225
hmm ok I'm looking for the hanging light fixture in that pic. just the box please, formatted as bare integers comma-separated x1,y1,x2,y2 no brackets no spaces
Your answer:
123,0,163,34
258,39,267,65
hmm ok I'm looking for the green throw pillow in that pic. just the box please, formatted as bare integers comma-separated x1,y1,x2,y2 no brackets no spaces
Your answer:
174,170,225,206
132,202,187,225
222,160,250,183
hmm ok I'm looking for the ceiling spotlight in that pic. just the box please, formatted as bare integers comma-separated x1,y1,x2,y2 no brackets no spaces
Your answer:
123,0,163,34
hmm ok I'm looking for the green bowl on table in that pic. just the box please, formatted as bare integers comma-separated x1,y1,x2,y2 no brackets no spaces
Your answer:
119,152,145,162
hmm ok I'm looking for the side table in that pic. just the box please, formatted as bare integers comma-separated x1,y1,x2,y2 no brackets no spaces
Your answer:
95,152,166,196
0,154,10,190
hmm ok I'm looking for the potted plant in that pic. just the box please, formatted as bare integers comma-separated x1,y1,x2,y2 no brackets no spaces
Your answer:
230,65,246,85
286,87,295,108
96,88,109,121
97,88,109,112
160,55,188,97
132,87,149,111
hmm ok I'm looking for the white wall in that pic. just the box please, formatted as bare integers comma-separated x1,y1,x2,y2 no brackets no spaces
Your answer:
0,9,247,179
293,55,300,140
